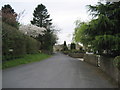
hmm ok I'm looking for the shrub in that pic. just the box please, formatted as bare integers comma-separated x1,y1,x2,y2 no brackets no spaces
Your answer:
2,22,40,61
63,41,68,51
25,36,40,54
70,43,76,50
2,22,25,60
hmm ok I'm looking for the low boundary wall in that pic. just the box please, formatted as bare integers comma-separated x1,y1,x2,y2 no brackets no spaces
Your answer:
69,53,84,58
84,54,120,86
84,54,98,66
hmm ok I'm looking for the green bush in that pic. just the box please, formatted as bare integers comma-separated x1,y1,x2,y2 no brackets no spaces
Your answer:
62,41,68,51
113,56,120,70
2,22,40,61
25,36,40,54
70,43,76,50
2,22,25,60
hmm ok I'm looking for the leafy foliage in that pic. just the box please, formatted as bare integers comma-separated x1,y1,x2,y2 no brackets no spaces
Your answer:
73,1,120,56
63,41,68,51
36,29,57,53
19,24,46,37
31,4,52,28
2,22,40,61
70,43,76,50
1,4,19,28
31,4,58,53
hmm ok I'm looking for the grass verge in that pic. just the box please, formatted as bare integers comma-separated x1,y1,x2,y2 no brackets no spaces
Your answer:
2,53,51,69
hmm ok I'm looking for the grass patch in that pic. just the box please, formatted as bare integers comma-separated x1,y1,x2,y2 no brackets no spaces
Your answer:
2,53,51,69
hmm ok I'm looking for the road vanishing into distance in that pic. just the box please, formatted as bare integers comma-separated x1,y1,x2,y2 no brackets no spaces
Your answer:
3,53,118,88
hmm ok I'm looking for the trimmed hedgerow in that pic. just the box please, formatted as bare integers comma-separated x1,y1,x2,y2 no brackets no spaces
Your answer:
2,22,40,61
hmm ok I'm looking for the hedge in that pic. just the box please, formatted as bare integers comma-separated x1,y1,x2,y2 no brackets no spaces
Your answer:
2,22,40,61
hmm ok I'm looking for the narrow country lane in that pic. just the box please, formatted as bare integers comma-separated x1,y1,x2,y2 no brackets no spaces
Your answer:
3,53,117,88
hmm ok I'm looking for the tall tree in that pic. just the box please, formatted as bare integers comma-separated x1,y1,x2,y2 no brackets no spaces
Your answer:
31,4,58,53
87,1,120,55
63,41,68,51
37,29,57,52
31,4,52,28
74,1,120,56
1,4,19,28
70,43,76,50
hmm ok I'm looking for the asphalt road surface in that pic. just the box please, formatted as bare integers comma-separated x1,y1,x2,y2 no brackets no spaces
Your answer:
3,53,118,88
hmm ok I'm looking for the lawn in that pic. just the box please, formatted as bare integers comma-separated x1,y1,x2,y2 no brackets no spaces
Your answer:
2,53,51,69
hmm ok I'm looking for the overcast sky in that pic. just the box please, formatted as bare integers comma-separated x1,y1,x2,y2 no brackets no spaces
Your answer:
0,0,101,44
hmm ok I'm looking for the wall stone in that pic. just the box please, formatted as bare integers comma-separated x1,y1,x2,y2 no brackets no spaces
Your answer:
69,53,84,58
84,54,98,66
99,56,120,85
84,54,120,85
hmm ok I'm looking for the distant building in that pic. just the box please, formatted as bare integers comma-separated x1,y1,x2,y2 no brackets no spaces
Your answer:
68,43,83,50
53,44,64,52
76,43,83,50
68,44,71,50
53,43,83,52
